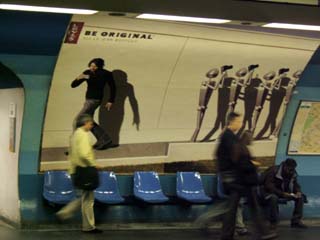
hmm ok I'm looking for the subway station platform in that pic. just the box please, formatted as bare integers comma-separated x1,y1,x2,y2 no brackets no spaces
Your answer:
1,222,319,240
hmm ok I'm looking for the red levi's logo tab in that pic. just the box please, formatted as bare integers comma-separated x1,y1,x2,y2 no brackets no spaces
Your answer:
64,22,84,44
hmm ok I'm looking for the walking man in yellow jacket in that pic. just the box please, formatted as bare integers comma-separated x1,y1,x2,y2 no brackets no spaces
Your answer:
56,114,102,233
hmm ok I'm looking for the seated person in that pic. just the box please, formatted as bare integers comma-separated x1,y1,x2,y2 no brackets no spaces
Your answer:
259,158,307,229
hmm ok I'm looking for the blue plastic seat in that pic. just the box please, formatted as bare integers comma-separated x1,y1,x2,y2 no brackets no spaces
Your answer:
43,171,76,204
94,171,124,204
176,172,212,203
133,171,169,203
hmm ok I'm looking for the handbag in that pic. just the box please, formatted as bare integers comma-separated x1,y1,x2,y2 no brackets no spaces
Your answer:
73,166,99,190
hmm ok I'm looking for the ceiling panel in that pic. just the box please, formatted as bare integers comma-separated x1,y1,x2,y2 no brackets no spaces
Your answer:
1,0,320,25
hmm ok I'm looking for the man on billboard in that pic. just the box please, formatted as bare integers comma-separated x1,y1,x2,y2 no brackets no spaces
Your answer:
71,58,116,150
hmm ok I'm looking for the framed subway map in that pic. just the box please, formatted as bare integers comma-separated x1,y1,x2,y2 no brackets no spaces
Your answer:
288,101,320,155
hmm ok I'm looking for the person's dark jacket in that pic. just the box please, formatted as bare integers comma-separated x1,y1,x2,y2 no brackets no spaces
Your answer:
216,128,258,186
216,128,240,173
234,142,258,186
71,69,116,102
259,163,301,198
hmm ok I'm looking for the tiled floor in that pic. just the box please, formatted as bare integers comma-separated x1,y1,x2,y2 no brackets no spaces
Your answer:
0,225,318,240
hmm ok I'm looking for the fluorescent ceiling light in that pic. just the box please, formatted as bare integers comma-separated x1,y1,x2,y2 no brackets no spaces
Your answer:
0,4,97,15
263,23,320,31
137,13,230,24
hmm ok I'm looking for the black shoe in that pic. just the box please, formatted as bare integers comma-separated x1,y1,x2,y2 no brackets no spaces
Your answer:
93,142,99,149
95,141,119,150
93,140,110,149
93,140,112,150
291,221,308,229
82,228,103,234
108,143,119,148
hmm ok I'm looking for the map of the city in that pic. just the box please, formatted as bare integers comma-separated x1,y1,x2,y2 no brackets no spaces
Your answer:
289,101,320,154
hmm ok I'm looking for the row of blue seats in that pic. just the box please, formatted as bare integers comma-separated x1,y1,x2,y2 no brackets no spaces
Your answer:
43,171,212,205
